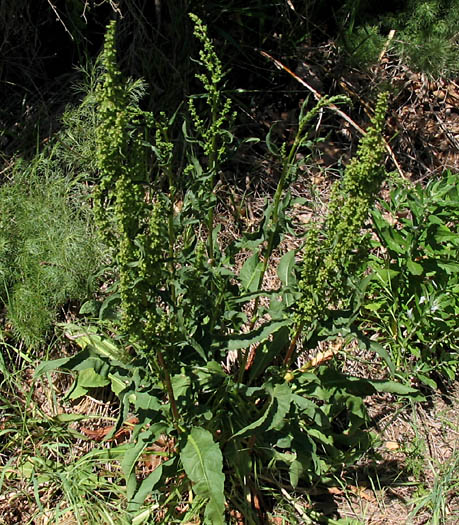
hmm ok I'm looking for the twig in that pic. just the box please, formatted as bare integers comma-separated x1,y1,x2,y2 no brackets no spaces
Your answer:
46,0,73,41
259,50,405,178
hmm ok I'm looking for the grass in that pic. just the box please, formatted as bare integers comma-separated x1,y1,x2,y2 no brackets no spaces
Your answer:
0,337,130,524
331,389,459,524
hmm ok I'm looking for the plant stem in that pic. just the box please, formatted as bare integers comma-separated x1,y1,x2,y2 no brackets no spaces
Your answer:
283,322,304,367
248,129,299,330
156,347,180,428
207,101,218,262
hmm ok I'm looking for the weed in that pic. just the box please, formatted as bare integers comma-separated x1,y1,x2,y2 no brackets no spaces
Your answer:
0,159,103,348
337,0,459,77
360,172,459,388
409,442,459,524
32,17,423,525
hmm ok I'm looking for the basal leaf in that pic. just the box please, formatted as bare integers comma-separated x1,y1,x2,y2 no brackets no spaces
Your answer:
248,326,290,383
77,367,110,388
63,323,129,363
67,383,89,400
121,430,152,479
34,357,72,378
128,465,163,512
109,372,128,396
180,427,225,525
239,252,263,292
231,398,273,439
134,391,162,412
232,381,291,439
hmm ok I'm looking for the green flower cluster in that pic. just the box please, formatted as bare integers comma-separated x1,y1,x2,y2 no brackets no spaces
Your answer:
295,92,389,327
95,21,166,350
94,20,128,245
187,13,236,175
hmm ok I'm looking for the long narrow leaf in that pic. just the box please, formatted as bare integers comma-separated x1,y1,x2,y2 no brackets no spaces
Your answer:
180,427,225,525
226,319,291,351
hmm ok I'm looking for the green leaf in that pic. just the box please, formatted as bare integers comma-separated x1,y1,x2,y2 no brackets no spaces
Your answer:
437,261,459,274
171,373,191,399
77,367,110,389
265,124,281,156
368,341,395,376
67,382,89,401
367,379,420,396
121,430,152,479
435,226,458,245
270,382,292,429
239,253,263,292
109,372,128,396
384,230,407,254
407,259,423,276
417,374,438,390
248,326,290,383
34,357,72,378
134,391,162,412
277,249,297,286
289,459,303,488
226,319,291,351
63,323,129,363
374,268,400,284
128,465,163,512
232,381,292,439
363,302,385,312
180,427,225,525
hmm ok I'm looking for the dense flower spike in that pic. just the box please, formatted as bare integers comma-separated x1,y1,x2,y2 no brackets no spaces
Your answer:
294,92,388,332
95,20,166,350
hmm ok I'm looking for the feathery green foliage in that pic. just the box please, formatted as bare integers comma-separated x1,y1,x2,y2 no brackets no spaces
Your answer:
339,0,459,77
0,161,102,347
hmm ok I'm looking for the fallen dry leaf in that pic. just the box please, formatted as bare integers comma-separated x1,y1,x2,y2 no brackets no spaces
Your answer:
350,485,376,502
80,416,139,442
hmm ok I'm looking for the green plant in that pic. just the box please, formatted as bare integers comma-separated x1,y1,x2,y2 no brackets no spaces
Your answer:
336,0,459,77
360,172,459,388
288,91,389,366
34,17,420,524
395,0,459,77
0,156,103,348
409,440,459,525
0,338,129,524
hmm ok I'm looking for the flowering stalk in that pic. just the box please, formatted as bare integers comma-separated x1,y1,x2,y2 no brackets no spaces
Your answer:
286,92,389,366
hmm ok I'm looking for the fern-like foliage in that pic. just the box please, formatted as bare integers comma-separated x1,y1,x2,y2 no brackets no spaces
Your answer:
0,165,102,347
339,0,459,77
